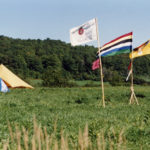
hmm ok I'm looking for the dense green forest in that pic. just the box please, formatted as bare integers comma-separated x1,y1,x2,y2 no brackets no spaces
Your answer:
0,35,150,86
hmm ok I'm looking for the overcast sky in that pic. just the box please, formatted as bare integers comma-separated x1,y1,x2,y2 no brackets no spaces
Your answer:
0,0,150,47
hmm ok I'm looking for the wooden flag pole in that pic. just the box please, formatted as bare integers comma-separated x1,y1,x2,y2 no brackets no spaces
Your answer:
129,57,139,105
95,18,105,108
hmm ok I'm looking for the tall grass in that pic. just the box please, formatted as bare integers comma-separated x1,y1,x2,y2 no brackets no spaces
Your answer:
3,117,126,150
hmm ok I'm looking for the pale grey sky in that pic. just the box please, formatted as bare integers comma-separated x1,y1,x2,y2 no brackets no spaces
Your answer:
0,0,150,47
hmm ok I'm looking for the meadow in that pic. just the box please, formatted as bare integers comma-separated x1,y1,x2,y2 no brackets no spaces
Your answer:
0,83,150,149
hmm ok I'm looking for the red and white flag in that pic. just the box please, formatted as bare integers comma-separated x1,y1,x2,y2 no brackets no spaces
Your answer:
128,61,132,70
126,61,132,81
92,59,100,70
126,69,132,81
70,18,97,46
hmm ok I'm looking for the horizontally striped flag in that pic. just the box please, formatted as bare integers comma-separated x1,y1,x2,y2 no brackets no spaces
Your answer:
98,32,133,57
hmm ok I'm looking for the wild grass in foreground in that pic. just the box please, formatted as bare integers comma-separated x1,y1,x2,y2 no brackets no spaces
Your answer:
3,117,127,150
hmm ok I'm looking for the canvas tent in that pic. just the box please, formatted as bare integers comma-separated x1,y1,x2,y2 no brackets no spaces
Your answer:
0,64,33,89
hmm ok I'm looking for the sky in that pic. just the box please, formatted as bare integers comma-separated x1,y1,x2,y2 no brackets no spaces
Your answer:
0,0,150,48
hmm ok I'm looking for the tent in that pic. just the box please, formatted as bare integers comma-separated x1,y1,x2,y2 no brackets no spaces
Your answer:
0,78,9,92
0,64,33,89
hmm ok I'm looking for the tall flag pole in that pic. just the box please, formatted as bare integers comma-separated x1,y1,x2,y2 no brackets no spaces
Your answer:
129,33,138,105
95,18,105,108
70,18,105,107
129,57,139,105
96,32,133,105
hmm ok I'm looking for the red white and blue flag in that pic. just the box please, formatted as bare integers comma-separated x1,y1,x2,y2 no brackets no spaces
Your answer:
98,32,133,57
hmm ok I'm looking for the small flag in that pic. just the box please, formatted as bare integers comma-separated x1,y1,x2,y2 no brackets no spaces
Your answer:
92,59,100,70
126,61,132,81
128,61,132,70
129,40,150,59
126,69,132,81
98,32,132,57
70,18,97,46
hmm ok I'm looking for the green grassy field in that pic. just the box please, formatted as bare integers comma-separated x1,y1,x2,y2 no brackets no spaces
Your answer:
0,85,150,149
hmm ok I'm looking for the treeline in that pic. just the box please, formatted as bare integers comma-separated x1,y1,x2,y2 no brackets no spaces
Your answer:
0,35,150,86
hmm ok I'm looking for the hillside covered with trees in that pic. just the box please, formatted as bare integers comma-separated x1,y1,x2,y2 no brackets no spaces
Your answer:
0,35,150,86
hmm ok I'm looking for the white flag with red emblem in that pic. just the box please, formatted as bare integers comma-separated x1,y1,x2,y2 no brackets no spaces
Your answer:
70,18,98,46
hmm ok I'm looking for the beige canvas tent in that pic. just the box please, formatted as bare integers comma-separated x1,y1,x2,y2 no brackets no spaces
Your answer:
0,64,33,89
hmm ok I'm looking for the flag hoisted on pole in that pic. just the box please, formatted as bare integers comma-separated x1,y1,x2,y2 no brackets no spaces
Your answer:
70,18,106,108
126,61,132,81
70,18,97,46
92,59,100,70
129,40,150,59
96,32,133,105
97,32,133,57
